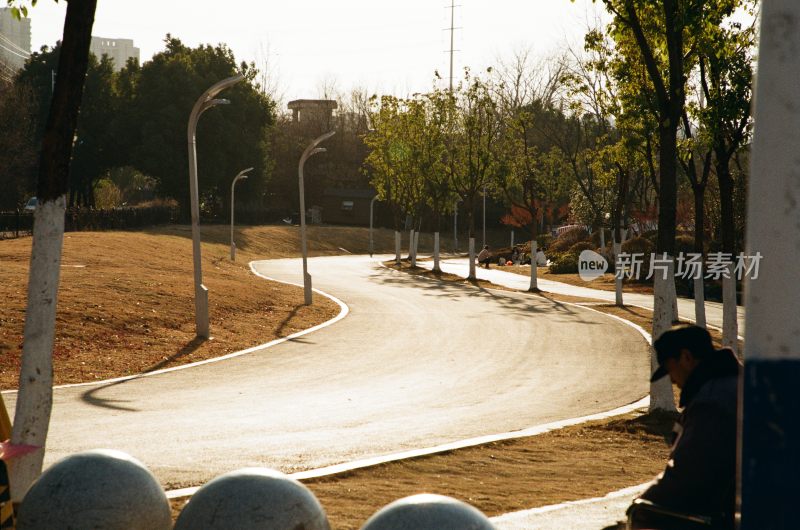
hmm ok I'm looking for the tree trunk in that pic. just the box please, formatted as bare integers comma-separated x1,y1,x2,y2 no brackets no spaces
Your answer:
649,123,679,413
717,156,738,350
614,237,623,307
10,0,98,502
394,231,401,264
692,183,707,328
433,232,440,272
467,210,476,280
651,260,678,413
408,229,414,262
528,239,538,291
412,230,419,267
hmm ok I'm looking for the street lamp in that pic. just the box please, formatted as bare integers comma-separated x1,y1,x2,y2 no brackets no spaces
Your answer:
230,167,253,261
187,73,244,339
299,130,335,305
482,185,487,247
369,195,379,257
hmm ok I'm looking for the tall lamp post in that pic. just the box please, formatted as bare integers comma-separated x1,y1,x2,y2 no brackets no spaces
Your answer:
230,167,253,261
299,130,335,305
369,194,379,257
482,186,487,247
187,74,244,339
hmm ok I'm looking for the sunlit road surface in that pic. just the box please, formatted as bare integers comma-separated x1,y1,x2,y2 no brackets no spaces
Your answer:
3,255,649,489
419,257,745,334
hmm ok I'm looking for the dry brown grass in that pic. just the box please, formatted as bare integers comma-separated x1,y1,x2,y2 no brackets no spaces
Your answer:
170,410,674,528
304,411,673,529
0,225,403,389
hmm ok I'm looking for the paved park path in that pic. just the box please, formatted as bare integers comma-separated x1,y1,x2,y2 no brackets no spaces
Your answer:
417,257,745,334
3,255,649,492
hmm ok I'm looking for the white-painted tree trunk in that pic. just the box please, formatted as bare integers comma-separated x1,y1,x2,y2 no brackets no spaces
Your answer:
433,232,441,272
10,197,67,501
468,237,476,280
510,231,514,248
693,277,706,328
614,239,623,306
529,240,538,291
650,258,678,413
723,264,738,352
394,231,401,264
408,229,415,261
413,230,420,264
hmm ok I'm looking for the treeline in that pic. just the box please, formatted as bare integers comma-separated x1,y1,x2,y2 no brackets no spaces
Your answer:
0,36,275,218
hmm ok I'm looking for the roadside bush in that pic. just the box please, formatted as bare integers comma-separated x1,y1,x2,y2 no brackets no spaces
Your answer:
641,230,659,244
590,229,612,248
620,236,656,282
550,227,590,253
548,251,580,274
568,241,595,255
537,233,553,250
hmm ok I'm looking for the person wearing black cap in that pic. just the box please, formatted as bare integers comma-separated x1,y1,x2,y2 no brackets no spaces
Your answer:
627,324,742,529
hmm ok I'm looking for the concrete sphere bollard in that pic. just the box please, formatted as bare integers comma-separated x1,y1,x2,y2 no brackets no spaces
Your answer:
360,494,496,530
174,467,330,530
16,449,171,530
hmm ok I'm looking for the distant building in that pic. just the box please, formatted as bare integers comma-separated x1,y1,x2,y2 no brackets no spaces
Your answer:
0,7,31,72
321,188,378,226
287,99,337,131
90,36,139,70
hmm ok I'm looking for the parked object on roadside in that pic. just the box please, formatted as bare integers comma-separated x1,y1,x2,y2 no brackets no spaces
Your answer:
625,324,741,530
24,197,37,211
536,248,547,267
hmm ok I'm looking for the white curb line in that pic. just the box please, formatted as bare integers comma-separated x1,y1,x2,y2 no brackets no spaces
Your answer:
2,260,349,394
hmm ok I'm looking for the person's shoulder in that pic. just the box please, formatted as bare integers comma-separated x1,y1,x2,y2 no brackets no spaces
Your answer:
690,375,738,417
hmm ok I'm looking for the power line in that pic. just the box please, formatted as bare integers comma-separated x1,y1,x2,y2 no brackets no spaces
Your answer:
0,31,28,55
0,41,28,60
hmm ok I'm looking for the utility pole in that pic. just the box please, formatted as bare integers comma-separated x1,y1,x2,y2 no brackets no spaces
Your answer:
449,0,455,91
445,0,460,92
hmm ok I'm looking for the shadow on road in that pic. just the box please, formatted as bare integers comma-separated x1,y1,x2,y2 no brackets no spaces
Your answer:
80,337,207,411
370,265,604,327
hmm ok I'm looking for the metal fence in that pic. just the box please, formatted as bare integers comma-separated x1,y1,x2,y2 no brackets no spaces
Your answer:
0,205,179,239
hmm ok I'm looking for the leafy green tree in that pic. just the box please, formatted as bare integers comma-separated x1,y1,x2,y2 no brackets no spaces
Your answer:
364,95,424,234
127,37,275,219
0,79,38,209
69,53,118,206
442,69,504,279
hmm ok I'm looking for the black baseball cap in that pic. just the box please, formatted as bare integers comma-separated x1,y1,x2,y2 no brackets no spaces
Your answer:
650,324,714,382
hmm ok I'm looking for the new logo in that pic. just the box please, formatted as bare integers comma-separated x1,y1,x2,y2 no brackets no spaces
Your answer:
578,250,608,281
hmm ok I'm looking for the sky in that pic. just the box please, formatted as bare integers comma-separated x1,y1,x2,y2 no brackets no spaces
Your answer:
26,1,607,104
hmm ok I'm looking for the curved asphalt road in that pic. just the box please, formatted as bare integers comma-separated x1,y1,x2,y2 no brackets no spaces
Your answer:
3,255,649,489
